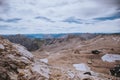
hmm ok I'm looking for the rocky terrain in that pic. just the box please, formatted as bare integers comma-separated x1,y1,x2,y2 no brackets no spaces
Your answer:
33,34,120,80
0,34,120,80
0,36,49,80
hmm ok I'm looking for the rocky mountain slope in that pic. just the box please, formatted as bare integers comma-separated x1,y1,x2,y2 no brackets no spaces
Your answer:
33,34,120,80
0,34,120,80
3,34,39,51
0,36,49,80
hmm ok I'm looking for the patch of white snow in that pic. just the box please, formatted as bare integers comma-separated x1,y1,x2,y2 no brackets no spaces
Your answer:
73,63,91,71
102,54,120,62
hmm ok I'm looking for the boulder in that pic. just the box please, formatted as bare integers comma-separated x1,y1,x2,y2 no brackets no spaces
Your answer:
84,72,92,76
91,50,100,54
110,65,120,77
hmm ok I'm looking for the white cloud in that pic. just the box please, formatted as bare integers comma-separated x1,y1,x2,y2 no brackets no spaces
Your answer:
0,0,120,34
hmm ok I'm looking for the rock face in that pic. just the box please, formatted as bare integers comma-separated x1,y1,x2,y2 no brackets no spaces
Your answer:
0,36,49,80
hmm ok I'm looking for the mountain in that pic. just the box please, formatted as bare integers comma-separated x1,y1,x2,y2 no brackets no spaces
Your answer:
2,33,98,51
0,35,112,80
2,34,39,51
2,33,99,39
33,34,120,79
0,36,49,80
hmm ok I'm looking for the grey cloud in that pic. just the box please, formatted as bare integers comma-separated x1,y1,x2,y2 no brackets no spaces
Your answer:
62,17,82,24
0,18,22,23
0,0,9,13
0,18,4,21
0,25,27,31
35,16,54,22
94,12,120,21
0,0,5,6
94,0,120,8
6,18,22,23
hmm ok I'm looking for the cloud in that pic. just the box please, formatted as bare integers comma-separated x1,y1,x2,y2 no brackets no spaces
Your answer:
0,25,29,34
62,17,82,24
0,0,9,13
0,25,10,30
0,0,120,34
35,16,54,22
0,0,5,6
0,18,22,23
95,0,120,8
94,12,120,21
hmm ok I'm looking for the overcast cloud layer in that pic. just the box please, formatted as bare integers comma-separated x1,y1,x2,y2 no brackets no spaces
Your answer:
0,0,120,34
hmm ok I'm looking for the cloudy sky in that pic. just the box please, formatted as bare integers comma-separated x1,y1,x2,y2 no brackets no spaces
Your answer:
0,0,120,34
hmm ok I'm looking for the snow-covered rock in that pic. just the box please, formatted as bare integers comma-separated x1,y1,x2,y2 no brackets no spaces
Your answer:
102,54,120,62
73,63,91,71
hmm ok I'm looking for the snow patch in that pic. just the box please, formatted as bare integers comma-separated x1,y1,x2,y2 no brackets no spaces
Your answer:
102,54,120,62
40,58,48,63
73,63,91,71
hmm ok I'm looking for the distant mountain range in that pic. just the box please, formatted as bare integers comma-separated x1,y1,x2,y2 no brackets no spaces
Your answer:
1,33,107,39
1,33,120,51
2,33,120,39
24,34,67,39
